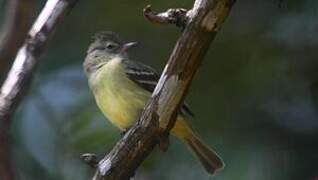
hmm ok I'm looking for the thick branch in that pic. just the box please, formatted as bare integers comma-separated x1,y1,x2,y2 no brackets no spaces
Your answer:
0,0,79,179
93,0,236,179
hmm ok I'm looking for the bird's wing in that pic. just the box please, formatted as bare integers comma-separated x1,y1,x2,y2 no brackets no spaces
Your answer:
123,59,159,92
123,59,194,117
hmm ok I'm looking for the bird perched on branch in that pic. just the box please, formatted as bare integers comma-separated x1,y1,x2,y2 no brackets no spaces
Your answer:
83,31,224,175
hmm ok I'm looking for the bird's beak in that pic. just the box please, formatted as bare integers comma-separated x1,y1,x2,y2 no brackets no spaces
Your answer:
121,42,138,52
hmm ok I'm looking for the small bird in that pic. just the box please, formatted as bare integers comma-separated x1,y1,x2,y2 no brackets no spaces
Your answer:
83,31,224,175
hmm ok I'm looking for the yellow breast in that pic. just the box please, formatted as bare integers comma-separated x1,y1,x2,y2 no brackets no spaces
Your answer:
88,58,151,130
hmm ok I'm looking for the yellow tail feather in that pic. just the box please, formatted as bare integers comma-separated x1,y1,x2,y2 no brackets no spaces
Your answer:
186,134,224,174
171,117,224,175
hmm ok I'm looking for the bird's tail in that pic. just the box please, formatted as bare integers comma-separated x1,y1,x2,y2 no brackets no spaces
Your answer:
185,134,224,175
171,117,224,175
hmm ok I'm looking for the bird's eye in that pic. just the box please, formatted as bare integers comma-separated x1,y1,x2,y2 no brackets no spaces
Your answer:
106,43,116,49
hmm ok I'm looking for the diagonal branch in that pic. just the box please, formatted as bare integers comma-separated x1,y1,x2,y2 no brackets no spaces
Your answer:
0,1,35,179
0,0,79,179
0,0,35,85
92,0,236,179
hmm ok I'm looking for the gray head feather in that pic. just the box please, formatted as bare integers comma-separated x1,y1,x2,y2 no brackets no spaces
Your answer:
83,31,128,75
92,31,122,44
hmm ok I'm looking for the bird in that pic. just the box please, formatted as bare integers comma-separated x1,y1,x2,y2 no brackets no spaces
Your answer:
83,31,224,175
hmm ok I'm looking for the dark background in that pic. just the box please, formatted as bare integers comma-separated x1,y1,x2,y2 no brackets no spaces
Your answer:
1,0,318,179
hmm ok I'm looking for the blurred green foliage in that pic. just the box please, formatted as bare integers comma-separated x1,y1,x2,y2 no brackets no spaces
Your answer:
1,0,318,179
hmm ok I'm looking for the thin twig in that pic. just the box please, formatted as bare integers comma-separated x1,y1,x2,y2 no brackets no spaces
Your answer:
143,5,188,29
93,0,236,179
80,153,99,168
0,0,79,179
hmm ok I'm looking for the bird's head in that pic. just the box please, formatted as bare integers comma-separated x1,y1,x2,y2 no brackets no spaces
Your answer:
83,31,137,75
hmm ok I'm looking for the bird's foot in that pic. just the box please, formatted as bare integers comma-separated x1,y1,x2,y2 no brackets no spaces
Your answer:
120,129,128,137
